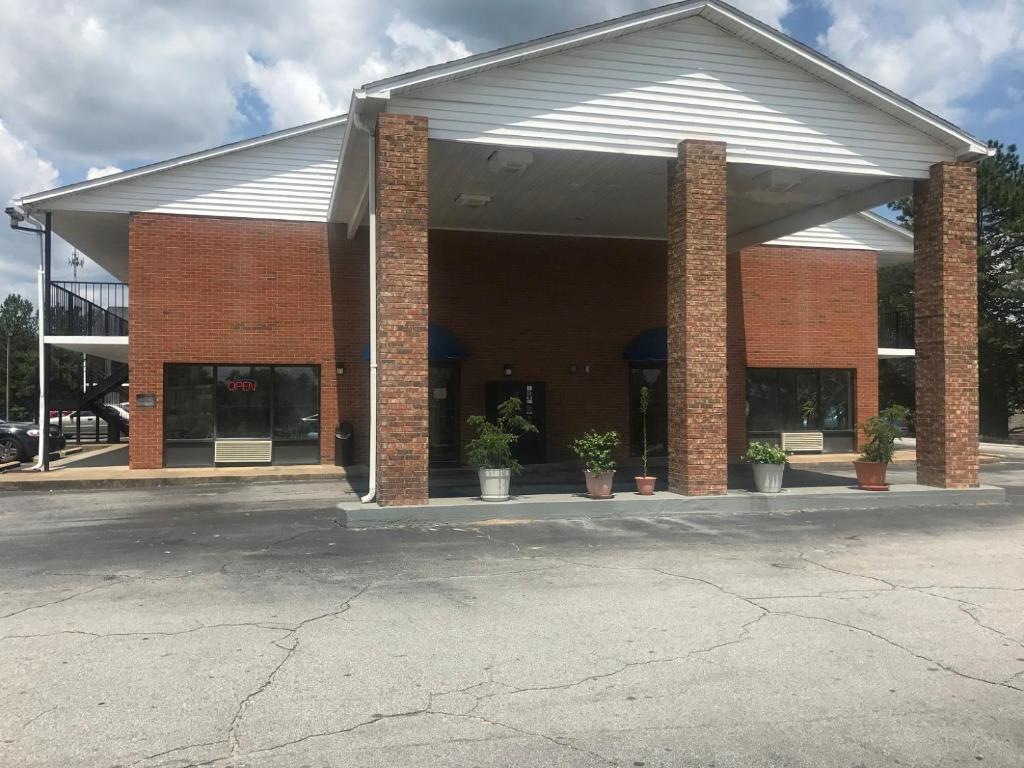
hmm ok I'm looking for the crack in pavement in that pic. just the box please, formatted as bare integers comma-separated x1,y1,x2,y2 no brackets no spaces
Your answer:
1,621,292,643
551,554,1024,696
493,612,770,701
759,607,1024,694
125,739,228,768
799,554,1024,649
0,579,124,621
223,582,373,763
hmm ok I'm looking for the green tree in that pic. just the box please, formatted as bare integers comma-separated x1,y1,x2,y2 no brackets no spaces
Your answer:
0,294,39,421
887,140,1024,438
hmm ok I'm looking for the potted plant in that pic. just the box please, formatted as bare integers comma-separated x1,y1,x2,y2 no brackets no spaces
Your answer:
744,441,788,493
571,429,620,499
854,405,911,491
465,396,538,502
635,386,656,495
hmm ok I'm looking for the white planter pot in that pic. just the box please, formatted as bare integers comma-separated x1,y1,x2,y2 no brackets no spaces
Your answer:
752,462,785,493
478,468,512,502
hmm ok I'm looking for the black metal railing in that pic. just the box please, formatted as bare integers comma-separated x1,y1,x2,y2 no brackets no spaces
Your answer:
879,307,914,349
48,282,128,336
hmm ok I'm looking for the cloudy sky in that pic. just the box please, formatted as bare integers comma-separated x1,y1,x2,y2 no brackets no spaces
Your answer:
2,0,1022,301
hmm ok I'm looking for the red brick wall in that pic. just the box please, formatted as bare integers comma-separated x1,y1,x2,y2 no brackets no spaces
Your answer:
914,161,979,488
328,226,370,465
127,213,338,469
726,246,879,455
127,217,882,471
374,113,430,506
667,140,729,495
432,232,879,465
429,230,666,462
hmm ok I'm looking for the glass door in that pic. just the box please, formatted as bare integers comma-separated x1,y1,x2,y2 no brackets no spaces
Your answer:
429,363,461,466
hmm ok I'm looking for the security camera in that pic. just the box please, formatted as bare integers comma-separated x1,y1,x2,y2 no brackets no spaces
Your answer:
5,206,26,227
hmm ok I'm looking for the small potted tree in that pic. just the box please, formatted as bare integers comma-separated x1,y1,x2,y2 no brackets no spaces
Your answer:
744,441,788,493
465,396,538,502
571,429,620,499
854,405,911,491
635,386,656,495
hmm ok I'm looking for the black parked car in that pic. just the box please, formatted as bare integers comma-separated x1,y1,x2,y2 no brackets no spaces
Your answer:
0,419,66,463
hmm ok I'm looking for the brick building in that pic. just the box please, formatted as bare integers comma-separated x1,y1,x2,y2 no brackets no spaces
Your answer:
17,1,986,506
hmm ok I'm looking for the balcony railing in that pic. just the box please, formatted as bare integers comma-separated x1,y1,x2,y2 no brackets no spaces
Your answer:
48,282,128,337
879,307,914,349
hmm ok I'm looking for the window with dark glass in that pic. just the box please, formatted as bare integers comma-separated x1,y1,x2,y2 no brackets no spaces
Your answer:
628,365,667,457
163,364,320,465
273,366,320,441
216,366,272,438
164,365,214,440
746,369,855,449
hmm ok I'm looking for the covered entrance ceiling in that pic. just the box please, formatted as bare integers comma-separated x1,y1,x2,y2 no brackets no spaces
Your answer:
427,140,911,248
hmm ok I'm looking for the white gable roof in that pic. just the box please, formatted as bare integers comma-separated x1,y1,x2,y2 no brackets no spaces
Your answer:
767,211,913,263
20,116,346,222
357,0,987,168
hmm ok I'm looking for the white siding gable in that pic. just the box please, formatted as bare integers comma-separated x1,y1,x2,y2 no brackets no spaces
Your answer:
389,16,956,178
767,214,912,255
40,123,344,222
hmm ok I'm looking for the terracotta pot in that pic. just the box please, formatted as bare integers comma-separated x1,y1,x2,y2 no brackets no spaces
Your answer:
584,470,615,499
854,460,889,491
635,476,656,495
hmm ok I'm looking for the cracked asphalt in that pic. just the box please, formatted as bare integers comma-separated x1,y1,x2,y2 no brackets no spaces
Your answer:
1,457,1023,767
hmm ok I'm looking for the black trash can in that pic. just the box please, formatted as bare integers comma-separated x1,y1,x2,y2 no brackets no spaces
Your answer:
335,422,354,467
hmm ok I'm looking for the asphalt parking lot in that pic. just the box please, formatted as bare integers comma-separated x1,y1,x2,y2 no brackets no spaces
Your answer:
1,457,1022,767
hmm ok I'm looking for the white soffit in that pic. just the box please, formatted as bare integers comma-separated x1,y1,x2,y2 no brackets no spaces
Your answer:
19,116,347,222
766,211,913,260
367,1,987,180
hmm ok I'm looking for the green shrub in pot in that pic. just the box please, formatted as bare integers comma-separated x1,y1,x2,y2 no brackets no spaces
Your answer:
571,430,620,498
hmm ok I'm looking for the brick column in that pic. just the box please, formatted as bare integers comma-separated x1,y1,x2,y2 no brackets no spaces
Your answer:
375,114,430,506
914,161,979,488
666,140,728,496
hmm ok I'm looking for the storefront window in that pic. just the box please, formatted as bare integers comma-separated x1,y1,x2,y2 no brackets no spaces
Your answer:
216,366,272,439
273,367,320,441
164,365,214,440
747,368,855,451
164,364,320,465
746,369,779,432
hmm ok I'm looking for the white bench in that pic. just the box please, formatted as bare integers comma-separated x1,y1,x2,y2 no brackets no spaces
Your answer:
780,432,824,453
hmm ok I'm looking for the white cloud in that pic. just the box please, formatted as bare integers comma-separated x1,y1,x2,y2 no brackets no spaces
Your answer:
86,165,123,180
819,0,1024,122
0,120,59,301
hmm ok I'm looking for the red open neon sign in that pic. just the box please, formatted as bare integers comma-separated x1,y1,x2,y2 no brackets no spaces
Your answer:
226,378,257,392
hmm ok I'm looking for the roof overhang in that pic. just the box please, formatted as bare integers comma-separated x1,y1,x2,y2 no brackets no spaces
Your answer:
331,0,989,235
18,115,347,212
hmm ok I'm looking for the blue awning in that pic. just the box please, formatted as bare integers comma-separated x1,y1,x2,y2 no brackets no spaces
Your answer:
361,322,471,362
621,326,667,362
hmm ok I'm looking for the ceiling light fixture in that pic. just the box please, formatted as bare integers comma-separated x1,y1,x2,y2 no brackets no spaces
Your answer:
487,149,534,175
454,193,492,208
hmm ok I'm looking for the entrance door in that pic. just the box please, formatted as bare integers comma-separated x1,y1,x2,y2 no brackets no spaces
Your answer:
429,363,461,465
485,381,546,464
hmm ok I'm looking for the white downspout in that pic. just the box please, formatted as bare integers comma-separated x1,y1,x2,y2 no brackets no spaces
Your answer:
30,242,45,470
359,130,378,504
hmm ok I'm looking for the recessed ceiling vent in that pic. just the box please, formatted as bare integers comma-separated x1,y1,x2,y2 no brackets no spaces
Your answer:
487,149,534,175
454,193,492,208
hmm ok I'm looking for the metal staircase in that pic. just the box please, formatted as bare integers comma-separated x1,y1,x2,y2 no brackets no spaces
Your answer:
52,362,129,441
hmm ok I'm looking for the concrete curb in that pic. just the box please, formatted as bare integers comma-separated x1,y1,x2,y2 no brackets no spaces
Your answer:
338,485,1008,527
0,470,364,492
